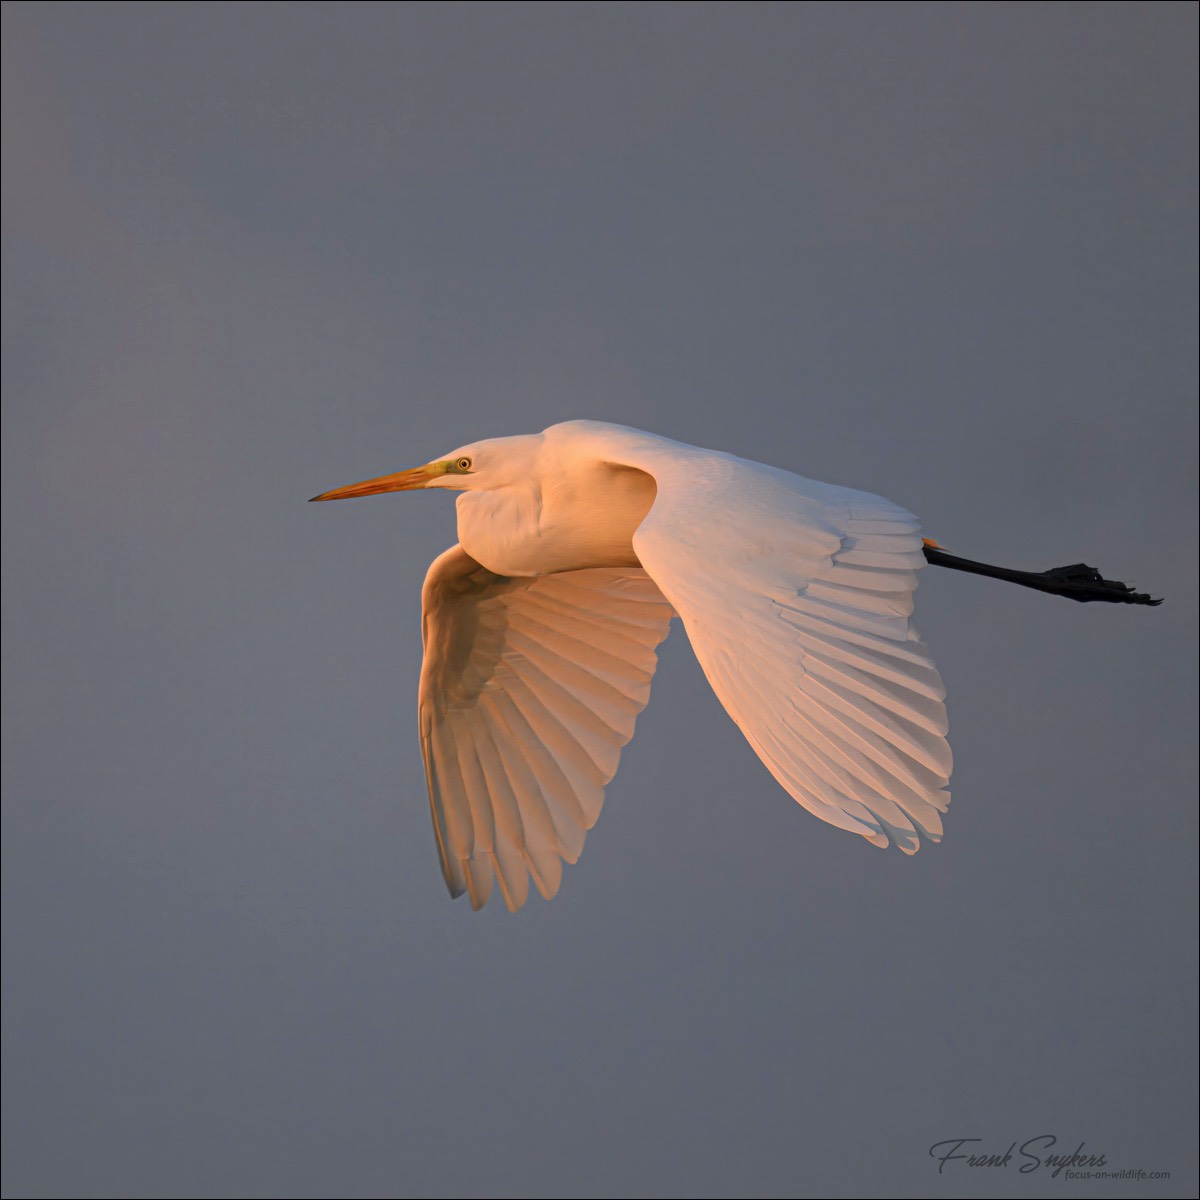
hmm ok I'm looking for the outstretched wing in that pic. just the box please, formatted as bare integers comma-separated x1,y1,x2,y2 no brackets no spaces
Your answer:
566,422,952,852
418,545,674,911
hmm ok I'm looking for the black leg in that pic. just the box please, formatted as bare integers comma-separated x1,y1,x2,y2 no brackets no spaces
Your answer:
921,545,1163,606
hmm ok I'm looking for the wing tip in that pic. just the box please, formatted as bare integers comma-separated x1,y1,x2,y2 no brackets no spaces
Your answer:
858,817,946,855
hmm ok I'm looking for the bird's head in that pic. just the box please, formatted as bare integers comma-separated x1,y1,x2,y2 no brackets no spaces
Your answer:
309,434,542,502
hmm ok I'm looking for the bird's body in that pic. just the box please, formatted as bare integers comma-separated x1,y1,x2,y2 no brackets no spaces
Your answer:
312,420,1157,911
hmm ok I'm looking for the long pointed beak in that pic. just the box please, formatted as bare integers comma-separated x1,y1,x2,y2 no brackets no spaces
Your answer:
309,464,438,502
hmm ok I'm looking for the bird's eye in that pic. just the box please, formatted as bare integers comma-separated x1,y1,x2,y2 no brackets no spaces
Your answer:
455,457,472,471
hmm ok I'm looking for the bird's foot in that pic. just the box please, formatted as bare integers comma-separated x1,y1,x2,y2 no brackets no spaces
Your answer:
1040,562,1163,606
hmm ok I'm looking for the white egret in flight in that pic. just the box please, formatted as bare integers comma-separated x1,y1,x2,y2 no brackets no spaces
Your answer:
312,420,1159,911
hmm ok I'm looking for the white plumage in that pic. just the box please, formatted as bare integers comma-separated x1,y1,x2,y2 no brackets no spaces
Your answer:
314,420,950,911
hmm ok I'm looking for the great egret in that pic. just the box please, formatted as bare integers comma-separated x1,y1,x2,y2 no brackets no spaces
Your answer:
312,420,1159,911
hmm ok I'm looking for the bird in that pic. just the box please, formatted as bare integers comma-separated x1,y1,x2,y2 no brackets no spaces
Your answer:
311,419,1159,912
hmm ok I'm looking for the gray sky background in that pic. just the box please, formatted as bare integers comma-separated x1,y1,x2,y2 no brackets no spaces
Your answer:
3,4,1196,1198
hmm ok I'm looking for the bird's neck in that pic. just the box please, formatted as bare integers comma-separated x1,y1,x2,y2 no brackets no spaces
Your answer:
456,465,654,577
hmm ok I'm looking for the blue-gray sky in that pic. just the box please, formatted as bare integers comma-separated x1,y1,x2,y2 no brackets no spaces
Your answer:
3,4,1196,1197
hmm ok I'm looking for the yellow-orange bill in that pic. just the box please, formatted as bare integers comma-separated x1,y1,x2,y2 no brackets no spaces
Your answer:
309,465,437,502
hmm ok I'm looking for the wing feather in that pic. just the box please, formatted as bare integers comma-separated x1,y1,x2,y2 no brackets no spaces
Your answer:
418,545,673,911
547,420,952,853
482,696,585,864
